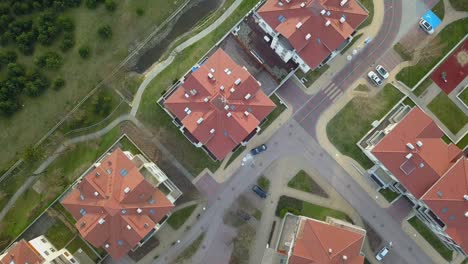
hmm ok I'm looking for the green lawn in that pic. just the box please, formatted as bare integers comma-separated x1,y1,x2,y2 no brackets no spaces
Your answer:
327,84,404,169
175,233,205,262
403,97,416,107
378,188,400,202
341,33,363,55
428,92,468,134
461,258,468,264
458,88,468,106
449,0,468,11
413,78,433,97
408,217,453,261
0,0,185,170
66,236,100,262
167,204,197,230
276,196,351,222
224,146,246,169
258,94,287,134
118,136,142,156
396,18,468,87
431,0,445,20
295,65,330,88
355,84,370,92
442,135,453,144
45,220,75,249
457,134,468,150
358,0,374,29
257,176,270,192
393,42,413,61
288,170,314,193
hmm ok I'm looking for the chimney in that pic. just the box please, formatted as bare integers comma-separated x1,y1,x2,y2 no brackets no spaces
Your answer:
144,223,149,229
94,191,99,197
340,0,348,6
300,2,306,8
328,248,333,254
296,22,302,29
95,172,100,177
245,93,252,100
230,87,236,93
80,221,86,229
235,78,241,85
465,212,468,218
137,208,143,214
227,112,232,118
184,93,189,98
204,97,209,102
126,225,132,230
105,243,110,248
124,187,130,194
342,255,348,261
305,33,311,40
416,141,423,147
224,105,229,110
210,128,215,134
244,111,249,116
325,20,331,27
320,9,326,15
210,68,215,73
197,117,204,124
340,16,346,24
98,218,105,225
406,153,413,159
406,143,415,150
208,72,214,79
464,195,468,201
220,85,225,91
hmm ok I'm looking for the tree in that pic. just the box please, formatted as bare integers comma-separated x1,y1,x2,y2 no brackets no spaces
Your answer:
53,78,65,90
97,24,112,39
85,0,99,9
0,100,20,115
78,45,90,59
57,16,75,32
105,0,116,11
60,32,75,51
36,12,61,46
24,69,50,96
0,50,17,67
34,52,63,70
136,8,144,16
23,146,44,162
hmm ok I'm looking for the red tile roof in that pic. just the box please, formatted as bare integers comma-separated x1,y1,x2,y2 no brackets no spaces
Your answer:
422,158,468,253
164,49,276,160
290,218,365,264
431,40,468,94
61,148,174,260
371,108,462,198
0,240,45,264
257,0,368,69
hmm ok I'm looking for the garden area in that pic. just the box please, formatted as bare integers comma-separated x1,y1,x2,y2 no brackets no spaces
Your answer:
327,84,404,169
428,92,468,134
408,217,453,261
295,65,330,88
378,188,400,203
275,196,351,223
396,18,468,88
287,170,328,198
167,204,197,230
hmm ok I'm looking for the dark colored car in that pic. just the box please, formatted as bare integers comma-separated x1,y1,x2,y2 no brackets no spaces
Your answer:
250,144,267,155
252,185,267,199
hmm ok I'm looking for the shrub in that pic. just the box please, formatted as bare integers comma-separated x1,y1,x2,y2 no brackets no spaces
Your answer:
78,45,90,59
279,208,301,218
53,78,66,90
34,52,63,70
23,146,44,162
105,0,116,11
85,0,99,9
136,8,144,16
60,32,75,51
97,25,112,39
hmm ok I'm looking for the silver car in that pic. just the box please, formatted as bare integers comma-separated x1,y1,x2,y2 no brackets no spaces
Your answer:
375,246,389,261
419,18,434,34
376,65,389,79
368,71,383,86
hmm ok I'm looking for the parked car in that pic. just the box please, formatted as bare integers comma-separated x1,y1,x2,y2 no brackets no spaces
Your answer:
419,18,434,34
375,65,389,79
375,246,390,261
368,71,383,86
251,144,267,155
252,185,267,199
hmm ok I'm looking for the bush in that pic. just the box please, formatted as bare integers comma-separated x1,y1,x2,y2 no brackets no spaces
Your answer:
34,52,63,70
85,0,99,9
53,78,66,90
0,50,17,67
97,25,112,39
58,16,75,32
60,32,75,51
23,146,44,162
136,8,144,16
78,45,90,59
279,208,301,218
105,0,116,11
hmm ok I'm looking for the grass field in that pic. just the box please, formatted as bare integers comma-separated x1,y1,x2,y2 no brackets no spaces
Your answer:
393,42,413,61
428,92,468,134
137,0,261,175
459,88,468,106
358,0,374,29
175,233,205,263
295,65,330,88
224,146,246,169
287,170,315,194
396,18,468,87
431,0,445,20
276,196,351,222
0,0,185,170
378,188,400,203
449,0,468,11
327,84,403,169
45,220,75,249
457,134,468,150
258,94,287,134
257,176,270,192
167,204,197,230
408,217,453,261
413,78,433,97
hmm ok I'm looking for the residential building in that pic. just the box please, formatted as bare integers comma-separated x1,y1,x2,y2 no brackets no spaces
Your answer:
276,214,366,264
255,0,368,73
162,48,276,160
61,148,182,260
0,235,77,264
362,107,468,255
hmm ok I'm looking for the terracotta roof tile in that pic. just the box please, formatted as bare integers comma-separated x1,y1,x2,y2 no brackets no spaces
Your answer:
164,49,276,160
422,158,468,253
371,108,462,198
290,218,365,264
257,0,368,69
0,240,45,264
61,148,174,260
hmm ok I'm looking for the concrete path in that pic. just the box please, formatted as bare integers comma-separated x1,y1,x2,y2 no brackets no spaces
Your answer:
130,0,244,117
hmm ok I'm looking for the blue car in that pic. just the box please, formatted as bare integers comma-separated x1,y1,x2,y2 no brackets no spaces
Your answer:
250,144,267,155
252,185,267,199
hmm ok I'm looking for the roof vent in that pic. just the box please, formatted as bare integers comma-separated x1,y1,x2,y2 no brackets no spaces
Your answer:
342,255,348,260
278,1,284,7
210,128,215,134
80,194,85,201
144,223,149,229
95,172,100,177
184,93,189,98
190,89,197,95
210,68,215,73
340,0,348,6
419,163,425,168
105,244,110,249
208,72,214,79
300,2,306,8
204,97,209,103
328,248,333,254
234,78,241,86
224,68,232,75
80,221,86,228
416,141,423,147
137,208,143,214
220,85,225,91
94,191,99,197
465,212,468,218
406,143,415,150
124,187,130,194
305,33,311,40
126,225,132,230
405,153,413,159
227,112,232,118
325,20,331,27
244,111,249,116
245,93,251,100
296,22,302,29
184,107,191,114
98,218,105,225
463,195,468,201
197,117,204,124
340,16,346,24
320,9,326,15
230,87,236,93
326,11,331,16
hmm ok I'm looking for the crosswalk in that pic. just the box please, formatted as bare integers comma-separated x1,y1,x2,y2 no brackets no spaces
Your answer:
322,82,343,103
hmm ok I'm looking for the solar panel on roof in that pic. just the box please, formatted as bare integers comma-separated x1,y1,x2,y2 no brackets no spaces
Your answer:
449,215,456,221
120,169,128,177
247,107,252,112
224,131,229,137
317,38,321,44
441,208,448,213
278,15,286,23
117,240,124,246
